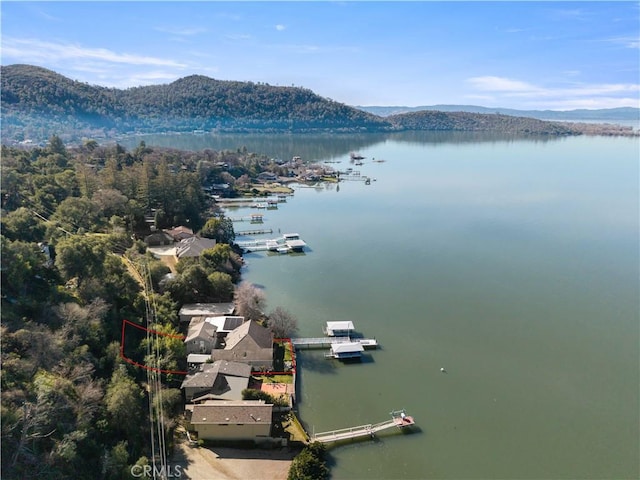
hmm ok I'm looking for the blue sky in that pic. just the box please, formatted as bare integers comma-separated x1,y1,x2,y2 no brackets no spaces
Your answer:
2,1,639,110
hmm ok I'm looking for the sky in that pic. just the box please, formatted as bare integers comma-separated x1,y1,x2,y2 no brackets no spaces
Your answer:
1,1,639,110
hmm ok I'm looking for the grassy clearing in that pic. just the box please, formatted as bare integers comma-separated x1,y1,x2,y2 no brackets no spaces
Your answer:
283,412,309,443
239,183,294,195
254,374,293,384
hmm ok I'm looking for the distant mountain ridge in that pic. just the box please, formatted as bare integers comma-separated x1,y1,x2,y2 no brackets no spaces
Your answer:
357,104,640,121
1,64,634,143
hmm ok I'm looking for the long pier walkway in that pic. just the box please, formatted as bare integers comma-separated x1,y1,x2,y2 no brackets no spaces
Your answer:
291,337,378,349
310,410,415,444
236,228,273,236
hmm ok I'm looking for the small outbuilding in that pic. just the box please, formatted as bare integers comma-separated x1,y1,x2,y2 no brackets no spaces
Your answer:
179,303,235,323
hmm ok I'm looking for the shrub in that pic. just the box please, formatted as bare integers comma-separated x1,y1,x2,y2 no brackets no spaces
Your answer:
287,442,329,480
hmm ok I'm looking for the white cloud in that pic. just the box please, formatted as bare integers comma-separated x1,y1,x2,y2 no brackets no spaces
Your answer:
275,24,286,31
225,33,252,40
466,75,640,109
606,36,640,49
467,76,541,93
2,37,187,68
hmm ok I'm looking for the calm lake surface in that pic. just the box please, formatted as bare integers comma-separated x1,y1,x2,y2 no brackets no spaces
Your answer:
126,132,639,479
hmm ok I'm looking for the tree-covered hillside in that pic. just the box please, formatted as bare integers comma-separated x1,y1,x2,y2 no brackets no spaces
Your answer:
387,110,580,135
2,64,634,144
0,137,253,479
1,64,390,141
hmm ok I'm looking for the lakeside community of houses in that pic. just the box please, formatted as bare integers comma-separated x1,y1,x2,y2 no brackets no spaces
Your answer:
173,302,374,444
177,302,296,444
139,224,297,444
140,171,371,445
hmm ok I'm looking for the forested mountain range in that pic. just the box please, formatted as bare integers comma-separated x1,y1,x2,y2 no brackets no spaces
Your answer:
2,64,634,143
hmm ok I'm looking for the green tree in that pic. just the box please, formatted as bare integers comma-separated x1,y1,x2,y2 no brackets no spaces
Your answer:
287,443,329,480
140,323,185,377
47,134,68,159
104,440,129,480
104,368,144,440
200,243,231,273
0,207,47,242
207,271,234,302
55,235,106,284
51,196,101,233
200,215,235,244
0,237,55,300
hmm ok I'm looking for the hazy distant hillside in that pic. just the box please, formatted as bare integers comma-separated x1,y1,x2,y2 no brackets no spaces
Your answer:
359,104,640,121
1,64,634,143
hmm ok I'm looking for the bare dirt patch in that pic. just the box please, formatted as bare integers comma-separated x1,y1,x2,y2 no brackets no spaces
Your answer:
172,437,296,480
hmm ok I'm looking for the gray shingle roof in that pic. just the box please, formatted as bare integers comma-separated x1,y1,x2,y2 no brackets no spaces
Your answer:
175,236,217,258
224,320,273,350
190,401,273,425
185,320,217,343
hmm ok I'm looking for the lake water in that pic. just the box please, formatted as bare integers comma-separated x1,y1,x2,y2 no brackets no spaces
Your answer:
125,132,639,479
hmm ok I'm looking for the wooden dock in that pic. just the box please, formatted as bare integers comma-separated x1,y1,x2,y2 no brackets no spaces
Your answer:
291,337,378,350
236,228,273,236
310,410,415,444
230,214,264,222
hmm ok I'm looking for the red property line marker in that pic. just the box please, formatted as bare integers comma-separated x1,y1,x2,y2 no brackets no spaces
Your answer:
120,319,188,375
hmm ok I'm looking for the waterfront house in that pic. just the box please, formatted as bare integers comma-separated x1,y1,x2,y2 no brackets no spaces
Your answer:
187,400,273,441
181,360,251,402
324,321,355,337
185,319,217,354
211,320,274,370
179,303,235,323
175,236,217,259
205,316,246,338
257,172,278,182
144,231,175,247
164,226,194,242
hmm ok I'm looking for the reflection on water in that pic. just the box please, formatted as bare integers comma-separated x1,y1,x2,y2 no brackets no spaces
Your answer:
117,130,566,162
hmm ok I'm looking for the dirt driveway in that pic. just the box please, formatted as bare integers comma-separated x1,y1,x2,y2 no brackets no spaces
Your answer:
172,438,295,480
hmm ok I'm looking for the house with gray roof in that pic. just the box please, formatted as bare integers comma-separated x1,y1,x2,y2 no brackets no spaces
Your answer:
187,400,273,441
185,319,217,354
205,316,245,336
211,320,274,370
175,236,217,259
144,231,175,247
181,360,251,402
164,226,194,242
